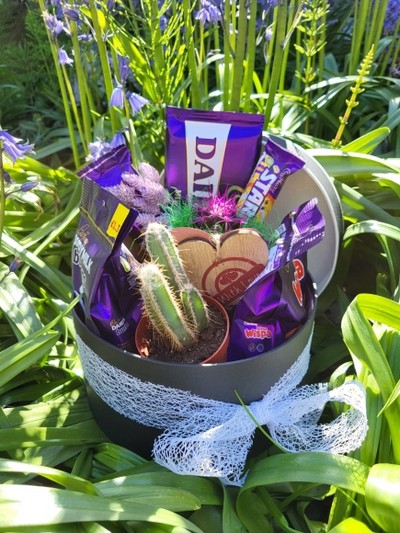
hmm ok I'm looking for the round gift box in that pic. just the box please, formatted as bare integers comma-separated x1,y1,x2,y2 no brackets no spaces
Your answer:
74,276,316,459
74,140,342,458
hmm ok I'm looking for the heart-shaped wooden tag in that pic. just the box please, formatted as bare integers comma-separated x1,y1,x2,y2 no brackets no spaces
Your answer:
172,227,269,306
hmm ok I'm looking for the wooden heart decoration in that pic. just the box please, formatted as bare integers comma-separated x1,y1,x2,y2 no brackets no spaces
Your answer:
172,227,269,306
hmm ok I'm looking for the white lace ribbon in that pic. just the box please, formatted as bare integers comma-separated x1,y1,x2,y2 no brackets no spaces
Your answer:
76,331,368,486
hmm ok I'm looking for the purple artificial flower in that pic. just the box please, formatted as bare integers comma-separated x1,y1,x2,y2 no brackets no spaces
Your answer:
195,0,222,25
58,46,74,66
127,92,149,114
110,83,125,109
0,130,34,163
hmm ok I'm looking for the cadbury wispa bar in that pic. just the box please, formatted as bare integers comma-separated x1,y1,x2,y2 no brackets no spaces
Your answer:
236,138,305,222
226,198,324,361
165,106,264,199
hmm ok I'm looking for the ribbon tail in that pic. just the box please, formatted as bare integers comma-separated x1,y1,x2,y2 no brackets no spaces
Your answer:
266,380,368,454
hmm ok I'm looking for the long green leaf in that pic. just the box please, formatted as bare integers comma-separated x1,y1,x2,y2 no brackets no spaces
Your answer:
365,463,400,533
237,453,370,532
329,517,374,532
310,149,399,177
0,458,98,495
342,128,391,154
0,485,203,531
0,263,43,339
342,294,400,462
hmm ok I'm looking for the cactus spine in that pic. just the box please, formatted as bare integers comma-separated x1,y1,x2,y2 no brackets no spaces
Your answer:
138,222,210,351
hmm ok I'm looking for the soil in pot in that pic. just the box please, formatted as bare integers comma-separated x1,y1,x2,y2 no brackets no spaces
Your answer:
136,304,228,364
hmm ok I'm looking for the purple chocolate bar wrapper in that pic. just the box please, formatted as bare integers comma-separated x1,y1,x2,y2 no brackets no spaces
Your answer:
72,177,141,351
257,197,325,280
78,145,135,187
165,106,264,199
227,257,315,361
236,138,306,220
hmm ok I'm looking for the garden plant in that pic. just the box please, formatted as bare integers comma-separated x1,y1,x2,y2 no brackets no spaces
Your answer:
1,0,400,531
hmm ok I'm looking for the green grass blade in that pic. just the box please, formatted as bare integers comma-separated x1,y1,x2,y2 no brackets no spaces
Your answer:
0,485,204,531
0,263,43,339
365,463,400,533
0,458,98,494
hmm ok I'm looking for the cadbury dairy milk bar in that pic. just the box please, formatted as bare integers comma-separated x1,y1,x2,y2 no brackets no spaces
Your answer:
165,106,264,199
72,177,141,351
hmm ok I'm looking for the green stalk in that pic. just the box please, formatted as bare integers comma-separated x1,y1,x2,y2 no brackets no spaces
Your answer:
380,15,400,76
88,0,119,133
332,46,374,148
223,0,234,110
0,144,4,248
349,0,369,74
38,0,81,167
364,0,388,58
183,0,201,108
264,0,288,127
243,0,258,112
60,64,86,153
67,14,92,150
230,0,248,111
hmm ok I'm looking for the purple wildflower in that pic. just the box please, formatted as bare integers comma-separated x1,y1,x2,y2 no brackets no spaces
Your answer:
383,0,400,35
58,46,74,66
110,130,127,148
118,55,131,84
43,11,69,36
195,0,222,25
0,130,34,163
127,92,149,114
110,83,125,109
64,8,80,22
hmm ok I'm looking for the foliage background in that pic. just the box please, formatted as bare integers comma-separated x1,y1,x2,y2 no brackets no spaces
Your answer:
1,0,400,531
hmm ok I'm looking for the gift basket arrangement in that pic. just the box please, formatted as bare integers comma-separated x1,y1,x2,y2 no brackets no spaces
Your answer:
72,107,367,485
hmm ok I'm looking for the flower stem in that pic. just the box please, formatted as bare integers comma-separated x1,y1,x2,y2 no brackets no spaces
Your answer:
264,0,288,127
230,0,248,111
0,144,4,248
332,45,375,148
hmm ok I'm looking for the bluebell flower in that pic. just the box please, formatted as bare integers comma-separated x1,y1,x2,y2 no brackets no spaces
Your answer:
127,92,149,114
110,130,127,148
110,83,126,109
43,12,69,36
0,130,34,163
195,0,222,25
58,46,74,66
64,8,80,22
118,55,131,85
383,0,400,35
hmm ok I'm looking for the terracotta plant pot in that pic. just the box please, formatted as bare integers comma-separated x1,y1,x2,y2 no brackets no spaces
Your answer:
134,294,229,364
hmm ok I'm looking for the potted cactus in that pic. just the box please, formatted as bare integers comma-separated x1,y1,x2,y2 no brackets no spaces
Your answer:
134,222,229,364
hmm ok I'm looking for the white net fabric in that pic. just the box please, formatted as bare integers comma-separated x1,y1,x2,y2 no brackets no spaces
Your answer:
76,331,368,486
